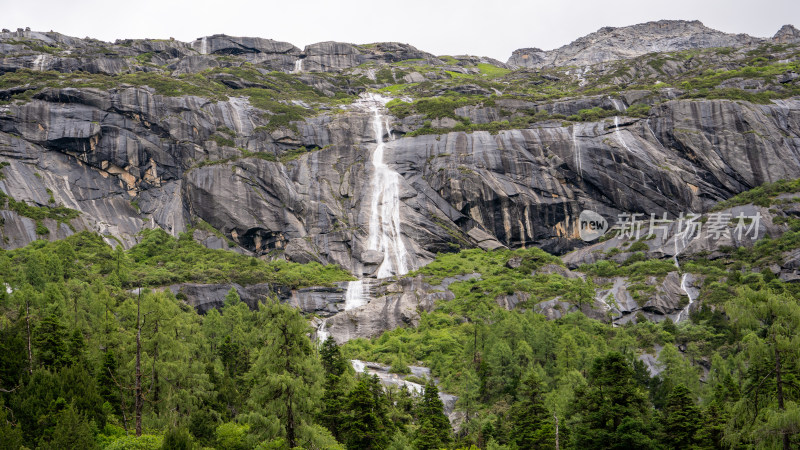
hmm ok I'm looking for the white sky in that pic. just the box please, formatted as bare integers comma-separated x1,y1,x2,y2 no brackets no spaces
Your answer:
2,0,799,61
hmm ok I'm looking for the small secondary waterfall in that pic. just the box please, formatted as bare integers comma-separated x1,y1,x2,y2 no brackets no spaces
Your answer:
200,36,208,55
646,118,665,149
678,273,696,322
317,319,330,342
572,125,582,178
344,280,368,310
609,98,625,112
350,359,423,394
293,59,303,73
614,116,634,154
32,54,47,71
365,94,411,278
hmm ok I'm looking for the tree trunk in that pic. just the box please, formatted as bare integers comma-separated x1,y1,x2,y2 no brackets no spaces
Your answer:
774,335,789,450
287,396,296,448
152,321,159,416
135,291,142,437
25,300,32,374
554,413,560,450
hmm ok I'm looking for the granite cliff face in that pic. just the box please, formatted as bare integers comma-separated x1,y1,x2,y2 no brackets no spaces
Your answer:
1,23,799,337
3,83,798,266
507,20,795,69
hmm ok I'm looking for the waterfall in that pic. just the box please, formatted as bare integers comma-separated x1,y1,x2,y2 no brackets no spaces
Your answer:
316,319,330,343
344,280,368,310
351,359,366,373
293,59,303,73
32,54,47,71
678,273,696,322
572,124,582,178
228,97,249,134
364,94,411,278
349,360,423,394
646,118,665,149
609,98,625,112
200,36,208,55
614,116,634,154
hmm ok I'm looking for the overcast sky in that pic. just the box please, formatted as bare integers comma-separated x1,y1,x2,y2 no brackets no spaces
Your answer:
3,0,799,61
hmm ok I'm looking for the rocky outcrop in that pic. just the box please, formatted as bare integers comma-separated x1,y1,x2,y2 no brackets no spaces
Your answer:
351,360,460,426
321,276,453,343
773,25,800,44
300,41,440,72
508,20,766,69
507,48,547,69
166,281,348,314
190,35,300,72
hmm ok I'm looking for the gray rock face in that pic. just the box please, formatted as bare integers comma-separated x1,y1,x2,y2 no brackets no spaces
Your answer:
322,276,452,343
190,35,301,72
773,25,800,44
350,359,460,426
3,84,800,272
300,41,440,72
508,20,765,68
166,281,346,315
507,48,547,69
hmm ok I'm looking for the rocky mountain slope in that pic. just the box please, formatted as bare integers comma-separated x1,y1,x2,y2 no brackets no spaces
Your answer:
1,22,799,326
507,20,799,68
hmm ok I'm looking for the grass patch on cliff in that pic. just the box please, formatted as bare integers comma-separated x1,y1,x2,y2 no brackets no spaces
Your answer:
0,185,80,235
711,178,800,211
127,228,354,288
476,63,511,78
410,247,562,285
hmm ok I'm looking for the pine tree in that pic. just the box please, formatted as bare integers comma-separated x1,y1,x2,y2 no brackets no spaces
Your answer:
342,375,393,449
0,398,24,449
725,288,800,450
319,336,347,440
320,336,347,377
34,314,68,369
245,300,323,447
570,352,655,449
661,384,701,449
44,401,96,450
509,368,555,449
97,350,118,408
161,426,193,450
414,382,451,450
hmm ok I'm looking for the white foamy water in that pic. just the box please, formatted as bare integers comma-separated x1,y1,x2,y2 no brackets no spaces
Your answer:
614,116,634,154
316,319,330,343
200,37,208,55
609,98,626,112
227,97,251,135
293,59,303,73
32,54,47,71
572,124,582,178
359,93,411,278
678,273,696,322
351,359,366,373
646,118,665,149
350,359,423,394
344,280,368,310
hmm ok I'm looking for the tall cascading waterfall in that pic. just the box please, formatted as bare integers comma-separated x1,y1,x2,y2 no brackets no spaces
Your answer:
317,94,411,342
200,37,208,55
293,58,303,73
366,94,411,278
